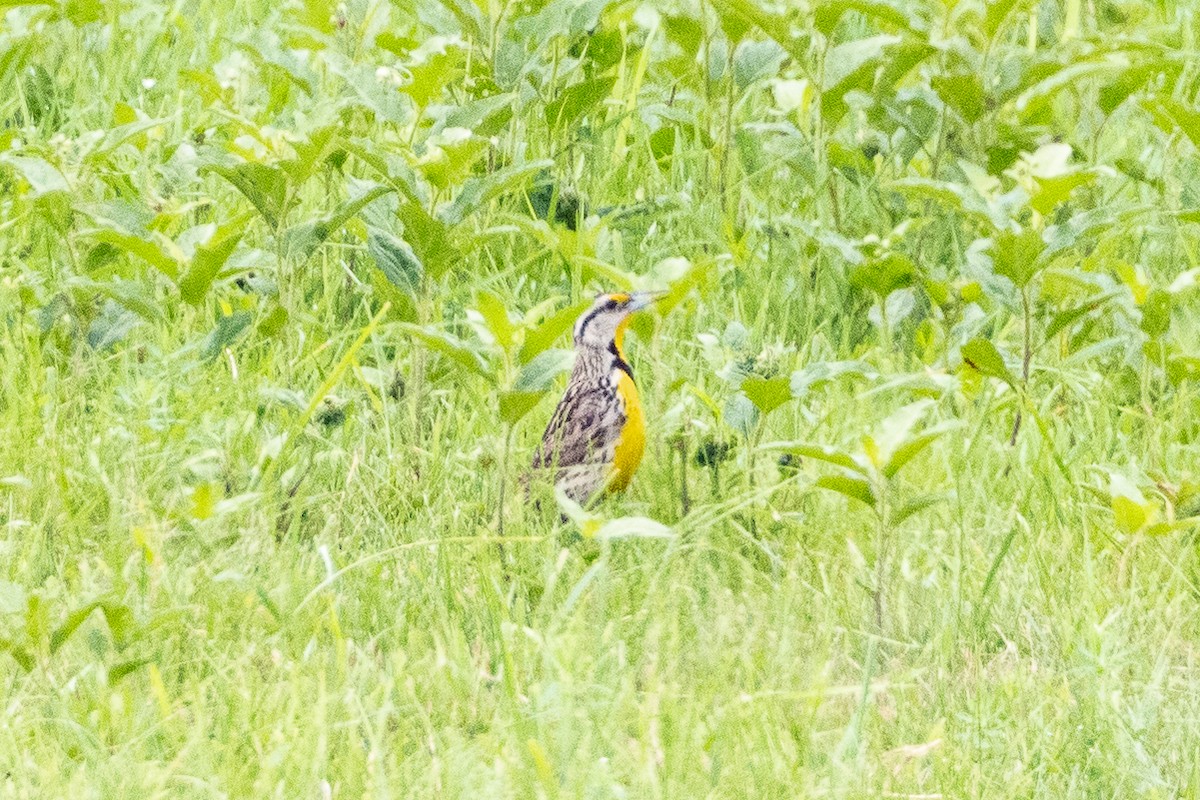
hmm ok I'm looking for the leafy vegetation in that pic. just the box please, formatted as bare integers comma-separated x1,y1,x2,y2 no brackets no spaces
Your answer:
3,0,1200,795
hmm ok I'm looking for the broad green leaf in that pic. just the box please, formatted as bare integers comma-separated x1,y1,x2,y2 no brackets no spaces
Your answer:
440,160,553,226
932,73,985,123
961,338,1016,387
283,183,393,261
1143,96,1200,151
991,227,1045,288
0,154,68,197
760,441,866,473
179,215,250,305
202,311,254,359
733,40,785,91
814,0,922,35
1109,472,1151,535
1140,289,1172,338
791,360,878,397
724,392,760,438
545,76,616,132
476,290,516,351
207,162,289,228
50,601,103,654
499,391,544,426
368,230,423,295
1044,292,1117,340
816,471,876,508
883,421,958,478
870,399,933,470
850,252,916,298
821,36,897,125
741,375,793,415
519,299,591,363
889,177,992,225
513,348,574,392
1015,56,1129,116
1031,171,1099,216
397,323,491,378
110,659,152,684
891,493,946,525
0,637,33,672
327,56,413,124
983,0,1020,39
86,228,182,279
708,0,808,62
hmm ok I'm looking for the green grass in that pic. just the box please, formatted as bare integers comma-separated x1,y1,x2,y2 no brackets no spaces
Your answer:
3,0,1200,796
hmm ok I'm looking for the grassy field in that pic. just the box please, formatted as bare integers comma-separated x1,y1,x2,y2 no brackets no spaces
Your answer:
3,0,1200,796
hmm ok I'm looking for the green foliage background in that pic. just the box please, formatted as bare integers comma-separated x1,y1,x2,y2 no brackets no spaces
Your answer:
2,0,1200,795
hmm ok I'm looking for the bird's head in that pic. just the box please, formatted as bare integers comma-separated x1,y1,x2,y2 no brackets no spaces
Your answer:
572,291,665,352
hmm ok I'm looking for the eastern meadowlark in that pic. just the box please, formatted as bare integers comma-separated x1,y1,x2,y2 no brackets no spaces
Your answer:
531,291,662,507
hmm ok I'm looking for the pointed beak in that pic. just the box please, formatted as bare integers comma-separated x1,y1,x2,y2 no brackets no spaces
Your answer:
628,290,668,312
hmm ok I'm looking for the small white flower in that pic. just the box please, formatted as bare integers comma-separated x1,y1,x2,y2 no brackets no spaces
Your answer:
141,78,156,90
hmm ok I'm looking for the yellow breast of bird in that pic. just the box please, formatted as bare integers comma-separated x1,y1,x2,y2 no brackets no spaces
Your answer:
608,370,645,492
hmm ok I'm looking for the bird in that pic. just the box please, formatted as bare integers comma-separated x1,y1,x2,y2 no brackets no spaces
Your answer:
531,291,663,508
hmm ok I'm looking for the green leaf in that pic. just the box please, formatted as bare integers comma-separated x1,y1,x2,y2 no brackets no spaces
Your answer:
202,311,254,359
961,338,1016,387
368,230,423,295
283,182,392,261
1031,170,1099,216
397,323,491,378
327,56,413,124
545,76,616,132
821,36,896,125
889,177,993,225
394,200,456,280
870,399,933,469
1044,291,1117,340
883,421,958,479
991,227,1045,288
476,290,516,351
50,601,103,654
85,228,183,280
891,493,946,525
1109,472,1150,535
513,348,574,392
814,0,923,36
109,659,152,684
983,0,1020,39
440,160,553,226
931,73,985,123
760,441,867,474
499,391,544,425
519,299,590,363
1015,58,1123,116
724,392,760,438
206,162,289,228
0,154,69,197
850,252,916,298
1141,289,1172,339
816,471,876,508
790,360,878,397
0,637,33,672
708,0,808,62
179,215,250,305
741,375,793,415
733,40,785,91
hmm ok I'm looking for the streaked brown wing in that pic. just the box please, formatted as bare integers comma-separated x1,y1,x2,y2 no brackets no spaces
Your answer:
533,383,624,470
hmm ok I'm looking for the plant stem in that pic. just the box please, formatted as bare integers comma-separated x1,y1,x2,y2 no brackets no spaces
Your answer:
1009,286,1032,446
